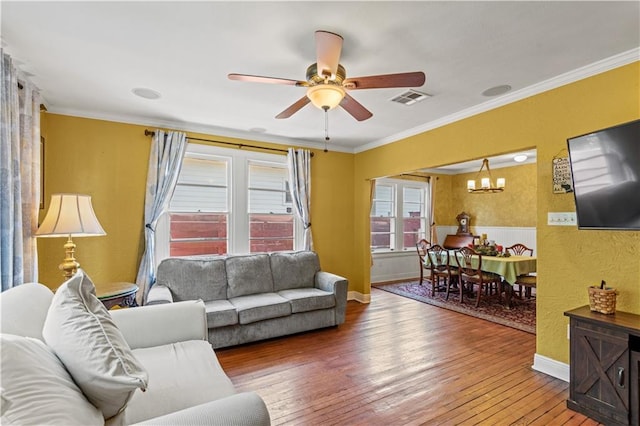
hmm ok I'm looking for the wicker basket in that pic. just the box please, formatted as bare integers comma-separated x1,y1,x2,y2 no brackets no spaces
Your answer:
588,286,617,314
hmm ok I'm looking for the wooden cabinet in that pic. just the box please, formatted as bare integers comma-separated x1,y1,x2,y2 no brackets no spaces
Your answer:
565,306,640,426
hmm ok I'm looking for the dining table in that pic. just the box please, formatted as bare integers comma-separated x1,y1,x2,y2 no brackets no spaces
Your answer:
425,250,537,307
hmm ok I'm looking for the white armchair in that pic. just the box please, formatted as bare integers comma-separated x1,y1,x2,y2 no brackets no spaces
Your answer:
0,282,270,425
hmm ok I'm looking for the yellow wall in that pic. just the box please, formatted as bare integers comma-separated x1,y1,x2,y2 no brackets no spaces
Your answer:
432,163,537,229
38,116,356,292
354,62,639,363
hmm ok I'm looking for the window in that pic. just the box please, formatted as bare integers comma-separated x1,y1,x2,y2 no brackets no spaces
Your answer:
402,186,426,249
370,183,395,250
160,144,301,259
169,155,230,256
248,161,294,253
370,178,428,252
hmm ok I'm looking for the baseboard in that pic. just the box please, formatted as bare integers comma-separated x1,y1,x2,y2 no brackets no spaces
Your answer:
532,353,569,382
348,291,370,304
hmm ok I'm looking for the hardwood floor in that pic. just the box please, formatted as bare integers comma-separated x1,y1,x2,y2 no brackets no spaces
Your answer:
216,288,600,425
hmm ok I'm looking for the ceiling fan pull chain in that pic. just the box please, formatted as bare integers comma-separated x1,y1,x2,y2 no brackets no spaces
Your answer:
323,106,330,152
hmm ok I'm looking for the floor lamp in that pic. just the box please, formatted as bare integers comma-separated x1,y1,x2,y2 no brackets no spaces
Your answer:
36,194,106,280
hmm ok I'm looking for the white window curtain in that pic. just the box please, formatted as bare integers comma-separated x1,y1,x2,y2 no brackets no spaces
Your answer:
427,176,437,244
287,148,312,250
135,130,187,304
0,50,41,291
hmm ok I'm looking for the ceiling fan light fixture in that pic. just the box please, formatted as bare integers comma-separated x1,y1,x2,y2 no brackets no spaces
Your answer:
306,84,345,110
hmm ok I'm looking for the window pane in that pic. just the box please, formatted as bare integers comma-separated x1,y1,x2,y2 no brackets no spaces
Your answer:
180,157,227,183
249,163,287,190
403,186,425,249
403,217,425,249
249,189,292,214
403,187,424,217
248,162,294,251
171,156,228,212
169,213,228,256
374,184,393,201
249,214,294,253
172,185,227,212
372,201,393,217
371,217,394,250
170,240,227,257
248,162,291,214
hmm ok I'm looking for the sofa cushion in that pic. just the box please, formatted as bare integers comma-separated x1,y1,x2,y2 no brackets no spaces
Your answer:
205,299,239,327
0,334,104,425
226,254,274,298
229,293,292,324
0,283,53,340
125,340,237,424
270,251,320,291
42,269,148,419
156,257,227,302
278,288,336,313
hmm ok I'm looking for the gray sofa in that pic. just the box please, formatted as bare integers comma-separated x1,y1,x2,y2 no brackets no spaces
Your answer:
147,251,348,349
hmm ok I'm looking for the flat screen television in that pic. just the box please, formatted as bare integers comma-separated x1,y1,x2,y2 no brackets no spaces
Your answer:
567,119,640,230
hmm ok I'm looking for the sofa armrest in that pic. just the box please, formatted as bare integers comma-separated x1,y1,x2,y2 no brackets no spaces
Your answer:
315,271,348,325
133,392,271,426
110,300,208,350
145,284,173,305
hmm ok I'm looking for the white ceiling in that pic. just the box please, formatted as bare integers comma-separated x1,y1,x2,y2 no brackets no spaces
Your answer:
1,1,639,155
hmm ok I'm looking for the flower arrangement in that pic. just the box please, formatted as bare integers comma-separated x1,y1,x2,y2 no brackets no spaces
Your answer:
467,243,510,257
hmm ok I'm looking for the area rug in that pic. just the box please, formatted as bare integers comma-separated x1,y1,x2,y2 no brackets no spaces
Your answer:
373,280,536,334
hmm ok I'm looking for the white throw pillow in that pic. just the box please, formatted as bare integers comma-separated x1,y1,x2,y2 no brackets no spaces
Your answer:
0,334,104,425
43,269,148,419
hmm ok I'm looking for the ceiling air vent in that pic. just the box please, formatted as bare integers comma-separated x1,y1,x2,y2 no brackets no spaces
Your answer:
390,90,431,106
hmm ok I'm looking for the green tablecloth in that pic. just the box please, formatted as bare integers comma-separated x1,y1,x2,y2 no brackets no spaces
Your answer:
425,253,536,285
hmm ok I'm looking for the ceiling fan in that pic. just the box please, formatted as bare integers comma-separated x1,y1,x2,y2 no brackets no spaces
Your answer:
228,30,426,122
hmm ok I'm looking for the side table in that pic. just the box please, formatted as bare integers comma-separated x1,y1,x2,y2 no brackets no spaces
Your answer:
97,282,138,310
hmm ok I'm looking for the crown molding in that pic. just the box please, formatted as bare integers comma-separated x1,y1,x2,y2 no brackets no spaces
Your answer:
44,108,355,154
354,48,640,154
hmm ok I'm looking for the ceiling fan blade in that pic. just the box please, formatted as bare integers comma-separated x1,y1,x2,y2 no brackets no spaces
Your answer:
275,96,311,119
340,93,373,121
343,71,426,90
315,30,343,79
228,73,307,86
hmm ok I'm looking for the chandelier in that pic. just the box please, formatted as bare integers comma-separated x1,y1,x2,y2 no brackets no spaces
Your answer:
467,158,505,193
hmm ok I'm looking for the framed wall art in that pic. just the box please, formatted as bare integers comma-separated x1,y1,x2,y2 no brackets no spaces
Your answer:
552,156,573,194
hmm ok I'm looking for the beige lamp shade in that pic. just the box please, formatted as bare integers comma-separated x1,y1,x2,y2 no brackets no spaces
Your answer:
36,194,106,281
306,84,345,110
36,194,106,237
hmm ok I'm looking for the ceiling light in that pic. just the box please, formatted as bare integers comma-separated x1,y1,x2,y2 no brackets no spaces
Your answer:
482,84,512,97
132,88,161,100
467,159,505,193
514,154,528,163
306,84,345,110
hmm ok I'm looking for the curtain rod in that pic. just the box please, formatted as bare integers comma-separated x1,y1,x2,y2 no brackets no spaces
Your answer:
144,129,313,157
400,173,432,180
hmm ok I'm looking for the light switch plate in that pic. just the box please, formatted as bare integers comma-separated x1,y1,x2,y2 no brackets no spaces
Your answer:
548,212,577,226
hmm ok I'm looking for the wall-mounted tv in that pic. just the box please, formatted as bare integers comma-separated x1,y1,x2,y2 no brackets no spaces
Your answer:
567,119,640,230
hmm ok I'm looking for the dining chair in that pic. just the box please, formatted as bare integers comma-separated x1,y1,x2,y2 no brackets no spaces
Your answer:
505,243,536,300
426,244,459,299
415,239,431,286
455,246,503,307
505,243,534,257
